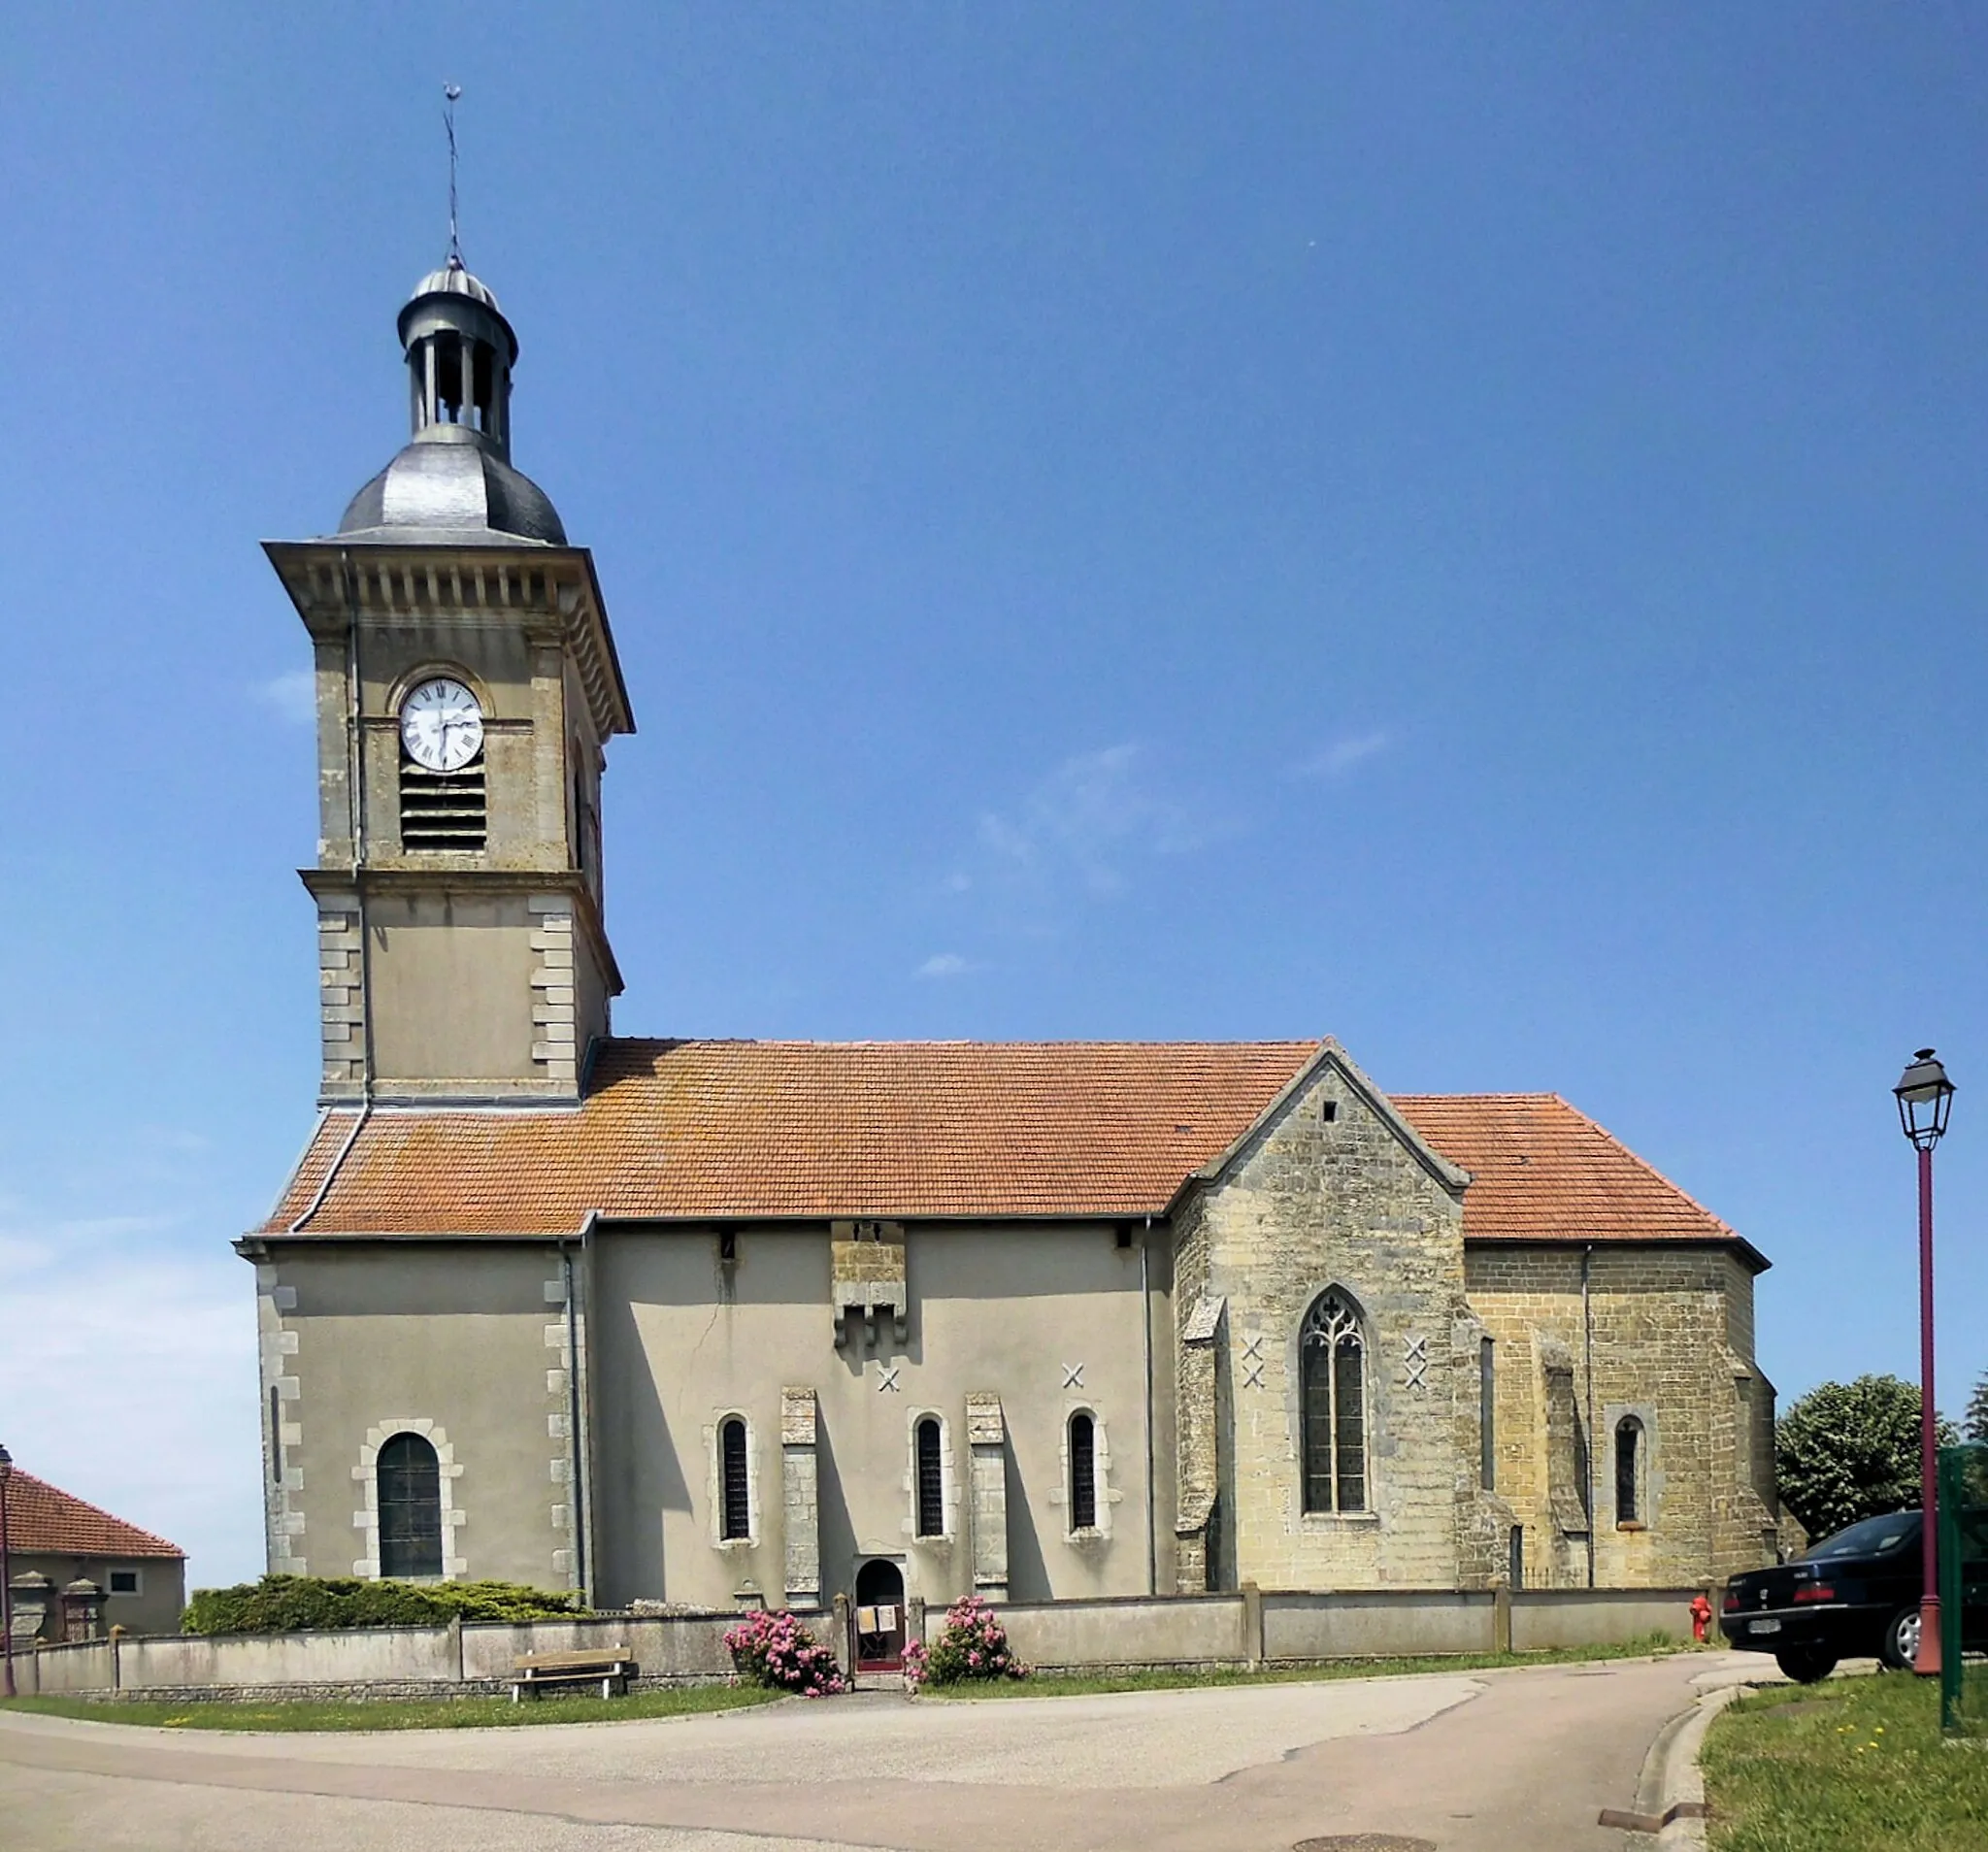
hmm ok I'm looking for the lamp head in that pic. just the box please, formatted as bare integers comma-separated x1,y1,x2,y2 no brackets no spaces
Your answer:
1895,1047,1956,1150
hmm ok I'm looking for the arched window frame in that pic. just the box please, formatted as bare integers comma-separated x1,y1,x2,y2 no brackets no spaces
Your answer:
713,1412,755,1545
1062,1406,1110,1538
911,1412,949,1540
1300,1289,1370,1516
354,1419,463,1580
1614,1414,1648,1529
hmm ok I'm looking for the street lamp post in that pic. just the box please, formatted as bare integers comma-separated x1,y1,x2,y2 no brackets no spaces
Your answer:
1894,1048,1955,1678
0,1441,15,1699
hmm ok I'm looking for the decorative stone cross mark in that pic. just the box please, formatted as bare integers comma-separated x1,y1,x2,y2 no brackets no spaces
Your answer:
1062,1363,1085,1389
1403,1335,1428,1390
1242,1332,1266,1388
877,1364,902,1393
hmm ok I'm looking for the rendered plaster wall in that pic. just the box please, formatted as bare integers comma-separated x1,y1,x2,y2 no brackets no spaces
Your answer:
256,1240,580,1590
1464,1244,1778,1588
587,1222,1162,1614
4,1555,185,1640
1182,1057,1484,1591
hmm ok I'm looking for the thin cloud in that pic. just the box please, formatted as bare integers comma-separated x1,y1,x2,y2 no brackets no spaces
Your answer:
1298,729,1393,779
916,952,980,980
254,669,317,727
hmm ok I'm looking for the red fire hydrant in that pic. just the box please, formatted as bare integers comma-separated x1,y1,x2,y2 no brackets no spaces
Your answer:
1689,1594,1712,1643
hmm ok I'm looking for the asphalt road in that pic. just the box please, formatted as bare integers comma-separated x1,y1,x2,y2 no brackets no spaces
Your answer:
0,1652,1771,1852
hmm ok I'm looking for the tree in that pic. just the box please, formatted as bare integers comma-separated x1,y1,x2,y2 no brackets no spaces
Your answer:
1966,1370,1988,1445
1775,1374,1958,1541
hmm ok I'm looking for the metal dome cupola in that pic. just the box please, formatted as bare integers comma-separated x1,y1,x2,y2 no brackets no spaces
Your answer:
399,255,519,459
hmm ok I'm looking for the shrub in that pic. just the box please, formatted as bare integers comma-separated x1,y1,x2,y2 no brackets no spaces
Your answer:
723,1609,846,1697
902,1594,1028,1689
182,1575,584,1635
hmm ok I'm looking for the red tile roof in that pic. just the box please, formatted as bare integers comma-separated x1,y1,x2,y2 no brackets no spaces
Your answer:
1392,1093,1749,1255
3,1470,183,1560
257,1038,1758,1263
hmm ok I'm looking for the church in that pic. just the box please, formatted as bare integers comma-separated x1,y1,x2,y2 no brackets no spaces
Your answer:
241,255,1784,1657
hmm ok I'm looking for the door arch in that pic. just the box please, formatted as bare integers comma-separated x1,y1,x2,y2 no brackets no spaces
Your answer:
853,1558,907,1670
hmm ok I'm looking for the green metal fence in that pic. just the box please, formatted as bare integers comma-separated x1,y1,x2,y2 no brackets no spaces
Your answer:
1937,1441,1988,1736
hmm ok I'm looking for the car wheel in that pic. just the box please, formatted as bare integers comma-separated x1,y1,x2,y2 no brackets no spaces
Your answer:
1774,1646,1839,1684
1880,1604,1921,1671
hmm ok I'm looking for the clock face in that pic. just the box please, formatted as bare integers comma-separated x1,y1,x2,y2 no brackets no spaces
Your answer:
400,678,484,773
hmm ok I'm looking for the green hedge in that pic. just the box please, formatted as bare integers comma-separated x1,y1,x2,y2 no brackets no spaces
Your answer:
182,1575,585,1634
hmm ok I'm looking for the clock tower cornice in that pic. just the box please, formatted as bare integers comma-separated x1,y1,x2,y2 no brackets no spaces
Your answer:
263,538,635,746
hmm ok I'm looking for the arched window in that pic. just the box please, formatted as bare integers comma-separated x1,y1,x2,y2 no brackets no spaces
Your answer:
914,1417,944,1538
377,1432,443,1578
719,1417,750,1540
1068,1411,1098,1531
1301,1291,1367,1513
1615,1416,1645,1526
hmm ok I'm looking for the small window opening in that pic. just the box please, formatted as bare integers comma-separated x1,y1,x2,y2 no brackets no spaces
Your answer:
108,1569,140,1597
718,1230,738,1264
719,1417,750,1540
1508,1525,1525,1589
1114,1226,1133,1249
1479,1338,1496,1491
1322,1099,1339,1122
1615,1417,1644,1526
915,1418,944,1538
270,1384,282,1485
1069,1411,1098,1531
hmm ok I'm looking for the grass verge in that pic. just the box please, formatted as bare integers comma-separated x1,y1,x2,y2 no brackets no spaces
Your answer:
1701,1670,1988,1852
921,1631,1701,1698
0,1683,782,1733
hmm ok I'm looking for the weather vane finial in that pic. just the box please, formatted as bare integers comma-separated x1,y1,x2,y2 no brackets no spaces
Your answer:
444,83,464,267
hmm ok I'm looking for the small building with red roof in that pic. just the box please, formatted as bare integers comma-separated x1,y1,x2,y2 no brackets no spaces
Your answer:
4,1468,185,1641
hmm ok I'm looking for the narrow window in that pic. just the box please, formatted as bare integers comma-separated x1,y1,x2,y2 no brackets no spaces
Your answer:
1615,1416,1644,1525
1302,1291,1367,1513
377,1432,443,1578
1478,1338,1496,1491
270,1384,282,1485
1508,1525,1525,1590
719,1417,750,1540
915,1417,944,1538
1069,1412,1098,1530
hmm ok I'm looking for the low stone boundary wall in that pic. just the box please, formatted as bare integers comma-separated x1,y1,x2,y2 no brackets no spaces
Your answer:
9,1611,736,1702
10,1584,1706,1700
920,1585,1704,1671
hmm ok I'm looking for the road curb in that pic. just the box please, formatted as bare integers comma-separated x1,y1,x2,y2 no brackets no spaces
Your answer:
1603,1680,1750,1843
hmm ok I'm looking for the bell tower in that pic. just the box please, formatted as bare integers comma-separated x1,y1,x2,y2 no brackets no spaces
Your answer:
266,258,634,1105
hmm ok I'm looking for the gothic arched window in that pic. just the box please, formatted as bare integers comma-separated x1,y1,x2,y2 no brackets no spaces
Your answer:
1301,1291,1367,1514
719,1417,750,1540
377,1432,443,1578
1615,1416,1645,1526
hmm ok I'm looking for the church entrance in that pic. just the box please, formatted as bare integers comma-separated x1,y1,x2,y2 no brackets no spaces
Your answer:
853,1558,907,1671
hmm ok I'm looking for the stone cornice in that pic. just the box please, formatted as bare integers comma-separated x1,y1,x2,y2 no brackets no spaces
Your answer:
263,539,635,744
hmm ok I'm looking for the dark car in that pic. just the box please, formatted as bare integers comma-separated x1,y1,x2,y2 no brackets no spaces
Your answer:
1720,1509,1987,1682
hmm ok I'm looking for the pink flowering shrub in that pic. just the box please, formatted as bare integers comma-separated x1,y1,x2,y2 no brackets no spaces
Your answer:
723,1608,847,1697
902,1594,1029,1689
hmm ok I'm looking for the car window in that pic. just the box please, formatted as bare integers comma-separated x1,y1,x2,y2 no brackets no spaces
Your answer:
1805,1512,1920,1560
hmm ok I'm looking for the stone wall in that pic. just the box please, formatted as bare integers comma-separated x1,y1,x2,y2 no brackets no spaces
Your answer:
1464,1244,1779,1588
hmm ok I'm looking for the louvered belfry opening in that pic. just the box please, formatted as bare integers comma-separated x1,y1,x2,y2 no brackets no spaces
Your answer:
399,751,487,850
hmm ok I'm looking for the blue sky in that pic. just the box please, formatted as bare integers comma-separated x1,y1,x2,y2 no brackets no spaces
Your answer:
4,6,1986,1587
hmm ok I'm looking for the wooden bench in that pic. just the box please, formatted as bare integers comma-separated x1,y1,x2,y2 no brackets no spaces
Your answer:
510,1646,636,1703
